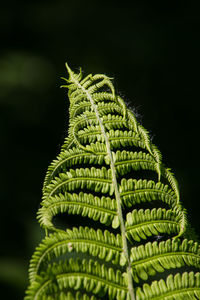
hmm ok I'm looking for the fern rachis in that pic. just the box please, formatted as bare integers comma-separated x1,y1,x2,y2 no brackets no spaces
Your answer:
25,64,200,300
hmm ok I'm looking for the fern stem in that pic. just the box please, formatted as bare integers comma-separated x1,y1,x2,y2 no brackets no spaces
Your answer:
67,65,136,300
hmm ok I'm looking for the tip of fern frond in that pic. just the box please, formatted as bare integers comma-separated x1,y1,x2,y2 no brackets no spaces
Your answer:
65,62,71,72
65,62,74,79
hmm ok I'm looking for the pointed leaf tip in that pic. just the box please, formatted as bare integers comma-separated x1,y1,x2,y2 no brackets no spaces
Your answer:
65,62,70,71
65,62,73,75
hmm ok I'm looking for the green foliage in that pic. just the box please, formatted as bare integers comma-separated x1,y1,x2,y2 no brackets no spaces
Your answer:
25,64,200,299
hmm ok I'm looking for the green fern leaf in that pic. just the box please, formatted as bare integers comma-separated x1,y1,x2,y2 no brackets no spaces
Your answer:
25,64,200,300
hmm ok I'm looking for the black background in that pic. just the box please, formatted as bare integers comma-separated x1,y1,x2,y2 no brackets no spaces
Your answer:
1,1,200,299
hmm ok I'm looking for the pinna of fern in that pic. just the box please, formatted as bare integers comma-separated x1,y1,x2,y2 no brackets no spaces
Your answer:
25,63,200,300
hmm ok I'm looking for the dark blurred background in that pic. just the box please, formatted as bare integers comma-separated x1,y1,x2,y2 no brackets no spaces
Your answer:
1,1,200,299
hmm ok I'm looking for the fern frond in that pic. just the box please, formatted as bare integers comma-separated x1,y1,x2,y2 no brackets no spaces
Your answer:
135,272,200,300
119,179,177,208
29,227,123,283
43,146,106,188
26,259,128,300
115,150,157,176
26,64,200,300
131,239,200,281
125,208,180,242
108,129,146,150
38,192,117,230
43,167,113,199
